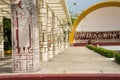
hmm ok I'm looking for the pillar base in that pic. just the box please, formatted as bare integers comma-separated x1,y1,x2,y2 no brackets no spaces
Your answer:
48,51,53,59
42,53,48,61
58,48,60,53
61,45,64,51
65,44,69,49
12,68,40,73
0,51,4,59
54,50,58,55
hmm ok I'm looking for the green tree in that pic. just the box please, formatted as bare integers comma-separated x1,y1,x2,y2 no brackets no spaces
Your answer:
3,17,12,50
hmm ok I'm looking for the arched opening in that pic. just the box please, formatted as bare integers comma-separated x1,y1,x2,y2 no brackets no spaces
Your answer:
0,1,12,59
0,1,12,73
69,1,120,44
3,17,12,58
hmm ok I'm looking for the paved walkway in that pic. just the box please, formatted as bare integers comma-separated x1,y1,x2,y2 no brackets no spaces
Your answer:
0,47,120,75
38,47,120,74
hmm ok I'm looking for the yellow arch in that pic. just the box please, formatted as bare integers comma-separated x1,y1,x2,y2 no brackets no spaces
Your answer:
69,1,120,44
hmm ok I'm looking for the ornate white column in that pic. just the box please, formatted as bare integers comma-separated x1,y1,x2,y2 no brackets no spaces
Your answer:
65,31,69,49
58,35,61,53
51,12,55,55
61,29,65,51
38,0,48,61
0,16,4,59
64,25,69,49
11,0,40,72
57,23,62,53
47,7,53,58
54,17,59,55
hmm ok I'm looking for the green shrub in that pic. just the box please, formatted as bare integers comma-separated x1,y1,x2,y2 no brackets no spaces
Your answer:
115,52,120,63
87,45,114,58
87,45,120,63
87,45,96,50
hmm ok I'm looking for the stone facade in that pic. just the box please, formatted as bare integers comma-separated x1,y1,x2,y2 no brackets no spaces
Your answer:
47,7,53,58
0,16,4,59
75,31,120,43
54,17,59,55
11,0,40,72
38,0,48,61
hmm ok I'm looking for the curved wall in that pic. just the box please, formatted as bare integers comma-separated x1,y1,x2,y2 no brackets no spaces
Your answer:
76,7,120,32
69,1,120,44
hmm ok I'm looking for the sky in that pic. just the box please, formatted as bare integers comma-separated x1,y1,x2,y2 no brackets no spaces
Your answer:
66,0,106,15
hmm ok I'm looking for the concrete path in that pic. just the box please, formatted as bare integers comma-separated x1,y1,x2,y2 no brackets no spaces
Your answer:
38,47,120,74
0,47,120,74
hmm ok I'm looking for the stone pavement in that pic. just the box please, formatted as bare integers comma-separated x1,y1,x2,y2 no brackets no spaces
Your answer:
38,47,120,74
0,47,120,75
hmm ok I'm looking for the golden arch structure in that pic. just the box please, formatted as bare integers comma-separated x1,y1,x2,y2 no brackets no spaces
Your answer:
69,1,120,44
